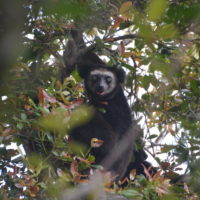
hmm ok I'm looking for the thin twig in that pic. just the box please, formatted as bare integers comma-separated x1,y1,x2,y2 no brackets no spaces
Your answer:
104,34,138,43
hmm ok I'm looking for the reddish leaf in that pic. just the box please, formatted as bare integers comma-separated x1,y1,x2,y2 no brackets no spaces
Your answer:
142,164,152,179
174,167,183,171
119,1,132,14
2,128,15,136
167,124,175,135
68,98,85,108
42,89,57,103
184,183,190,194
70,160,79,177
24,104,32,111
18,93,25,99
111,16,125,29
121,52,135,58
38,88,45,106
160,162,170,170
118,41,125,55
153,170,162,181
75,178,90,183
38,88,57,106
15,182,24,189
104,37,115,42
164,170,180,181
119,177,130,186
156,179,170,196
129,169,136,180
29,185,40,197
76,156,93,165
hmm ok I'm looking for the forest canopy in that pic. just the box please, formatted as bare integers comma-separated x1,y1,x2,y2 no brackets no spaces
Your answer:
0,0,200,199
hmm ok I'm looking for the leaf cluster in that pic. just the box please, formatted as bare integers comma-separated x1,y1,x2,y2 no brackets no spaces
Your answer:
1,0,200,199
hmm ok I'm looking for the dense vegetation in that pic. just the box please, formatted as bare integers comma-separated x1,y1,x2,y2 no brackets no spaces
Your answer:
0,0,200,199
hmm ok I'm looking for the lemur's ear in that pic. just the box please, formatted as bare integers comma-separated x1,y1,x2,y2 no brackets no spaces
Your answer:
77,51,106,78
111,66,126,83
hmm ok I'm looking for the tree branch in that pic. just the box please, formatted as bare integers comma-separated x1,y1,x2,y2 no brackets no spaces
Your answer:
104,34,138,43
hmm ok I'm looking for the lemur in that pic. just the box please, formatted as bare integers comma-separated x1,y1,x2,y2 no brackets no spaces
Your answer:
63,35,154,181
69,64,133,180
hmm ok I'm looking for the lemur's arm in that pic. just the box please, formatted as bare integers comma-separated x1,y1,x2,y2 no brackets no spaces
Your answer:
62,29,105,80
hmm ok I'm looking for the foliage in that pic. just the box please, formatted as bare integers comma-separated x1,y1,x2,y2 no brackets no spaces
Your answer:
1,0,200,199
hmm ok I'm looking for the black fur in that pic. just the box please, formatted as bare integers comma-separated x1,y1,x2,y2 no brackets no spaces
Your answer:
69,64,133,180
62,32,155,181
68,64,156,183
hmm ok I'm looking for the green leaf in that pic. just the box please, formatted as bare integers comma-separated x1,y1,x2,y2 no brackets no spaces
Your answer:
97,107,106,113
160,145,174,153
142,75,151,90
27,153,49,176
156,24,178,40
141,94,150,101
141,57,151,65
38,182,47,189
135,39,145,50
190,146,200,151
120,189,142,198
139,24,155,42
148,134,158,139
91,164,103,169
149,57,172,77
120,61,134,71
69,141,88,156
0,136,3,143
119,1,133,14
167,4,200,25
88,155,95,162
137,175,147,186
20,113,27,121
17,123,23,130
43,0,89,18
147,0,169,22
46,132,54,143
72,70,81,82
39,105,93,136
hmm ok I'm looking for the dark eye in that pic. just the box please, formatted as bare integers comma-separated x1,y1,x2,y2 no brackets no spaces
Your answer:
91,75,98,81
106,76,112,83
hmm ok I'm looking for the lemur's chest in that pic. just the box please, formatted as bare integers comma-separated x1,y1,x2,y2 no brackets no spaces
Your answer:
96,99,132,137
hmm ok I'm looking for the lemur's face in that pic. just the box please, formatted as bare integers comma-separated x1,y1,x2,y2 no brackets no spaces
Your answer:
87,69,117,96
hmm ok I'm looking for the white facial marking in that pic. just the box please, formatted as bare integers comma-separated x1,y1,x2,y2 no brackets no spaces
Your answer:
90,69,116,95
90,69,114,77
